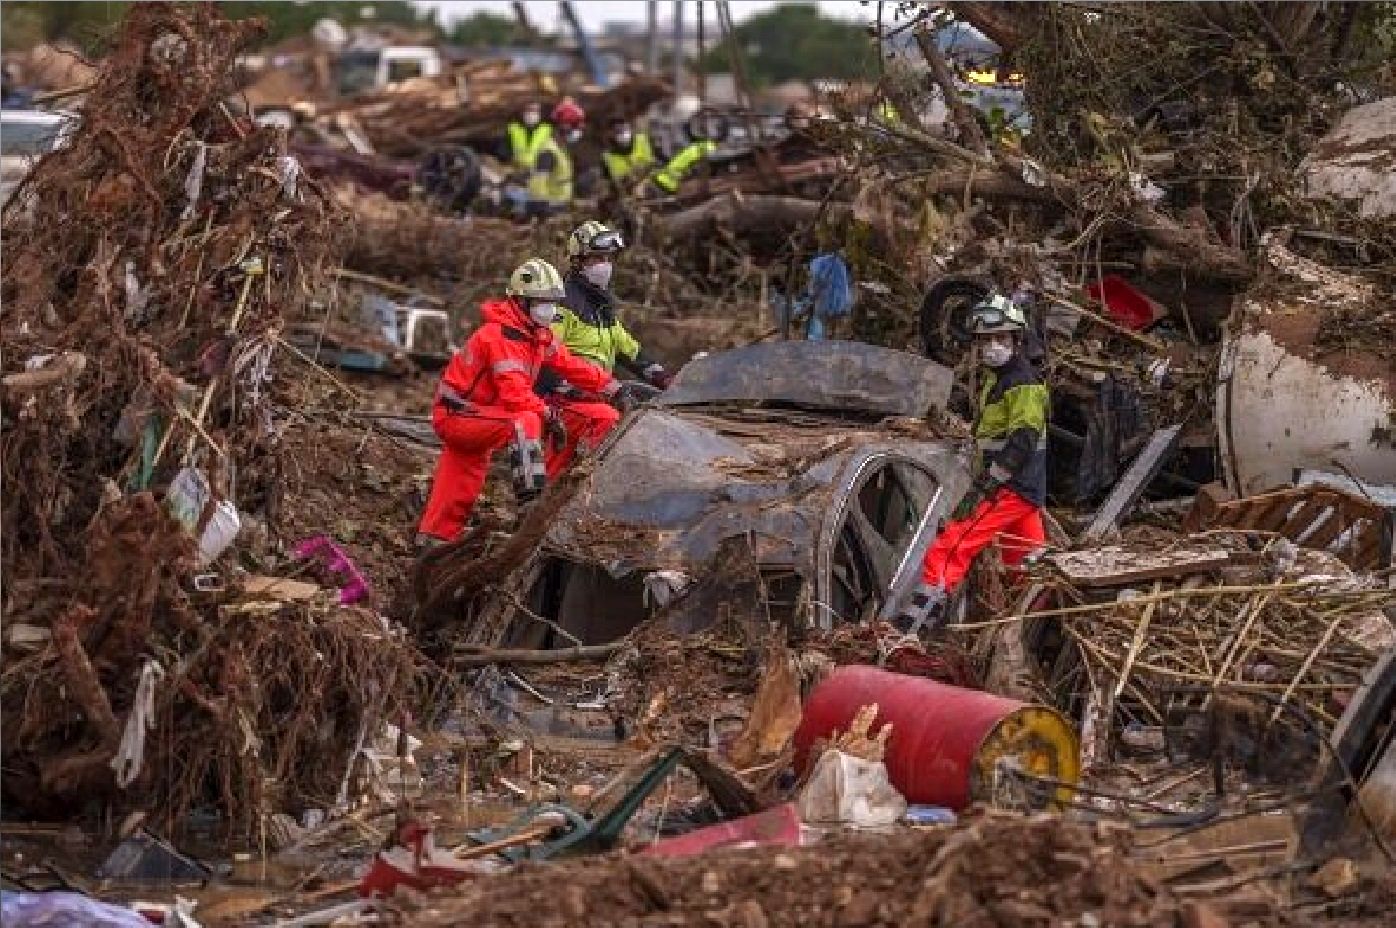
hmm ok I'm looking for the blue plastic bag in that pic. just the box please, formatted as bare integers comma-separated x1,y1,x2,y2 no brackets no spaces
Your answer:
1,891,153,927
808,252,853,320
767,252,855,341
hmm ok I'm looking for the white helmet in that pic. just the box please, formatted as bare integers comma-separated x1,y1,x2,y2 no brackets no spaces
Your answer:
506,257,566,301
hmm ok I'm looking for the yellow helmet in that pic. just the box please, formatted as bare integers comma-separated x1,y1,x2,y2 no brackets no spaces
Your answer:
506,258,566,301
565,220,625,261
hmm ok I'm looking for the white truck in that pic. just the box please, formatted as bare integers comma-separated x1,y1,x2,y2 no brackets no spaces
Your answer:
335,46,443,97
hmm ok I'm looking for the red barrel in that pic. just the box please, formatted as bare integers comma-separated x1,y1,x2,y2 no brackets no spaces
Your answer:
792,665,1079,810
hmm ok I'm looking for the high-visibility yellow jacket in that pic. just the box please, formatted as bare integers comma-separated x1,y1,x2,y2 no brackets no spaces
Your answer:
526,136,572,205
975,354,1049,506
602,133,657,183
552,274,643,373
506,121,554,171
652,140,717,193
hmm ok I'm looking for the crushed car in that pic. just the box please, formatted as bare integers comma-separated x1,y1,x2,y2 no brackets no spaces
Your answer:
462,341,972,649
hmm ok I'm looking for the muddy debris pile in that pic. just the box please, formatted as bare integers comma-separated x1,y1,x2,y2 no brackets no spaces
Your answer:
0,3,421,840
334,65,671,161
980,532,1396,775
401,813,1209,928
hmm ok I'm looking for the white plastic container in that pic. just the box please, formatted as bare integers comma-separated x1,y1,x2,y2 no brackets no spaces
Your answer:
165,466,210,534
166,466,240,566
197,499,241,567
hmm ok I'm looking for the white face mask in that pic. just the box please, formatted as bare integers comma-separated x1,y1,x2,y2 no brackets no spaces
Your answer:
614,130,633,146
529,302,561,325
980,341,1014,369
581,260,613,289
522,110,540,127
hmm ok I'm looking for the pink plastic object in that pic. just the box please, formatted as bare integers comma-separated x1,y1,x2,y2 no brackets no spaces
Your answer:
293,534,371,604
1085,275,1163,331
642,803,803,858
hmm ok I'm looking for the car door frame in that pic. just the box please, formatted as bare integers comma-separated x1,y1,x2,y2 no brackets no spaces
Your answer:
814,445,968,630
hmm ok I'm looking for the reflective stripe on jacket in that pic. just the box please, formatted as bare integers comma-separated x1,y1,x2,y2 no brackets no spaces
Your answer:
507,122,553,170
527,136,573,205
440,298,617,415
653,140,717,193
602,133,656,183
974,354,1049,506
553,273,643,373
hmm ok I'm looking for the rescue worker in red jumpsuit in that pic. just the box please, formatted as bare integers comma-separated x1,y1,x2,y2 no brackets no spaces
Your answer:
416,258,624,546
895,295,1048,634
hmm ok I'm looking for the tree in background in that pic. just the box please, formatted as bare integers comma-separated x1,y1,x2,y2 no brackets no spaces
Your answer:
1,1,440,54
447,12,520,48
698,3,876,88
223,1,438,45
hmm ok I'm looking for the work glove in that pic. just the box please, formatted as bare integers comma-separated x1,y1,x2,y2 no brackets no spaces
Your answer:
612,382,641,413
976,462,1011,497
642,363,673,390
551,380,582,399
543,407,568,453
953,464,1010,520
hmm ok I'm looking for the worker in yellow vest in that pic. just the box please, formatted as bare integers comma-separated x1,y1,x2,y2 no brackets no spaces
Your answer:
601,118,656,187
507,99,583,219
503,101,553,176
640,135,717,198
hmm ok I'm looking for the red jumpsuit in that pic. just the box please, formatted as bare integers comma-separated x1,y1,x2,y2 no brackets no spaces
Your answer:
920,487,1045,592
418,298,620,542
543,397,621,478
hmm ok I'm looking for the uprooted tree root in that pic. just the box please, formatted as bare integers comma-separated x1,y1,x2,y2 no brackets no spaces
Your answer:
0,2,422,839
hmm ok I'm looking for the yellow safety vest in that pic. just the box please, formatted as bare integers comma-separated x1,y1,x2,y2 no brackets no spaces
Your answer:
653,140,717,193
507,122,553,170
526,136,573,205
552,308,642,373
875,100,901,126
601,133,656,183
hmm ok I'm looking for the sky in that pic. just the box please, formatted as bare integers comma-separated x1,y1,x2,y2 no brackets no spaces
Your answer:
416,1,873,31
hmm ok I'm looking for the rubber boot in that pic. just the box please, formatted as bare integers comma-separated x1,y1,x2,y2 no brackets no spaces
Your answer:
894,582,947,640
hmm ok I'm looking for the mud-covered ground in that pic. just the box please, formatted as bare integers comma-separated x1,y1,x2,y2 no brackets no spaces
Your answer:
395,813,1396,928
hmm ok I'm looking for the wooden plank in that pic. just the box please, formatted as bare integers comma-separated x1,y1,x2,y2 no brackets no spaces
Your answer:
1351,525,1382,569
451,824,552,860
1080,425,1183,543
1276,496,1332,538
1235,495,1287,530
1258,495,1307,532
1303,509,1352,552
241,576,321,602
1046,546,1231,588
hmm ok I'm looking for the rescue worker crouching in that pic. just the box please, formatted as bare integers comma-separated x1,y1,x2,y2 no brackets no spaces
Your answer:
601,117,656,187
539,220,672,477
638,133,718,198
895,295,1048,634
416,258,623,546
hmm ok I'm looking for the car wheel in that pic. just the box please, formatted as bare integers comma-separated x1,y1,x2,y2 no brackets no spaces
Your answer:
919,276,990,365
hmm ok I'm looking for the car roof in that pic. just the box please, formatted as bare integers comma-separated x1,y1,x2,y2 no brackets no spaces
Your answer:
657,340,953,418
543,404,962,574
